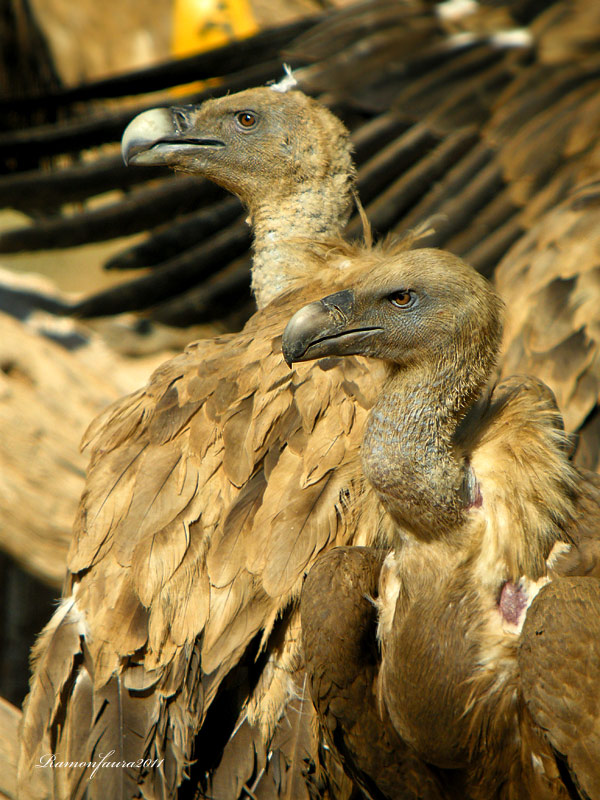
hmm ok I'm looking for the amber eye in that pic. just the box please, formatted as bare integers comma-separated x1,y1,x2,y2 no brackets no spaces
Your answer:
236,111,257,129
388,290,415,309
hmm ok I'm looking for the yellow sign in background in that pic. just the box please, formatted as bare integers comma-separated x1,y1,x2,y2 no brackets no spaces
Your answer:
173,0,258,57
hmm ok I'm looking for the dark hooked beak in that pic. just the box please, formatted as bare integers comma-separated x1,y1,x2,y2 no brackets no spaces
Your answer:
282,289,382,366
121,106,225,166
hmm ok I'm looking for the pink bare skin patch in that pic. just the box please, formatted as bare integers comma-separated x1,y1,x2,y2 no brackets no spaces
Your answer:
499,581,528,626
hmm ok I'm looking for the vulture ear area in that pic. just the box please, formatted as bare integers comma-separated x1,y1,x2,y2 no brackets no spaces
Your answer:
518,577,600,800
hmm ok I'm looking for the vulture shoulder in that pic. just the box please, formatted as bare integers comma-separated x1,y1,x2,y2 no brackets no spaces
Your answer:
519,577,600,800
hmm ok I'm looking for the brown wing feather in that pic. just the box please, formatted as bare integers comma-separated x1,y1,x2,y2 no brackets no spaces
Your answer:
301,546,445,800
496,182,600,469
519,577,600,799
552,469,600,579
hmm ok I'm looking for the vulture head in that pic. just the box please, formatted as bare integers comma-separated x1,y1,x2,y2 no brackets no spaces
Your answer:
282,247,503,389
283,247,506,535
121,86,355,208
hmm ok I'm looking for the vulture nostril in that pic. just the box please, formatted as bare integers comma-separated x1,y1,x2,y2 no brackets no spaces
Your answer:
172,107,190,133
329,304,348,325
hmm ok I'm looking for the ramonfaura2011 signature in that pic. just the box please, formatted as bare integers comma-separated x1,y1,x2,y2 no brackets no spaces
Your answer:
35,751,164,780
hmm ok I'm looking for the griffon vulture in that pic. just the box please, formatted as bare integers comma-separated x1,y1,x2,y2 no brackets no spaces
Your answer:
283,248,600,799
17,86,405,800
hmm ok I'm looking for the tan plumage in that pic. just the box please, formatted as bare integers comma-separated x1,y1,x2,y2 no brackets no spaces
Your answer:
17,87,405,800
496,180,600,471
285,249,600,799
0,696,19,800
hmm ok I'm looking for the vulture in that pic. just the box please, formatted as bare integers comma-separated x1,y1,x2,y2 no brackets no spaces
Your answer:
283,248,600,799
17,85,400,800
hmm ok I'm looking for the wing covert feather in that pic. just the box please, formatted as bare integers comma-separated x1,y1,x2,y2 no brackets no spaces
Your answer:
519,577,600,800
497,182,600,467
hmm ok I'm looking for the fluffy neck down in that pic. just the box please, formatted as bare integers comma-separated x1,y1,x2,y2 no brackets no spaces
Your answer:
249,163,355,308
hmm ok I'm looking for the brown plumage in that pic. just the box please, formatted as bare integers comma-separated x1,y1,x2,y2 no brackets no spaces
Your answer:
17,86,402,800
15,9,600,790
496,179,600,472
300,545,447,800
284,248,600,799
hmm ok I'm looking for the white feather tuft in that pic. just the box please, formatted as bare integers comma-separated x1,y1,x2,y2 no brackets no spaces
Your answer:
57,594,89,637
446,31,478,49
270,64,298,93
446,27,533,52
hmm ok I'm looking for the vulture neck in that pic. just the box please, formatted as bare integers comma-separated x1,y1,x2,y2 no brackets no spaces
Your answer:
362,359,485,542
248,173,355,308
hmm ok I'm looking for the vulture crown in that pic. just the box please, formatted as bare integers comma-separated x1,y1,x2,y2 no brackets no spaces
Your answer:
122,86,356,307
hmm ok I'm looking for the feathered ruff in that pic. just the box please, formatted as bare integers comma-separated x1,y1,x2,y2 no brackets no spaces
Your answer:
466,375,578,585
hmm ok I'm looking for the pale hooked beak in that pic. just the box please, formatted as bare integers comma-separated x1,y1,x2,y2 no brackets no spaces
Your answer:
282,289,382,366
121,106,225,166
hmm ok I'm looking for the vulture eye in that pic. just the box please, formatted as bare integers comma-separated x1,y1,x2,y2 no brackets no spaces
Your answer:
236,111,258,130
388,290,416,309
